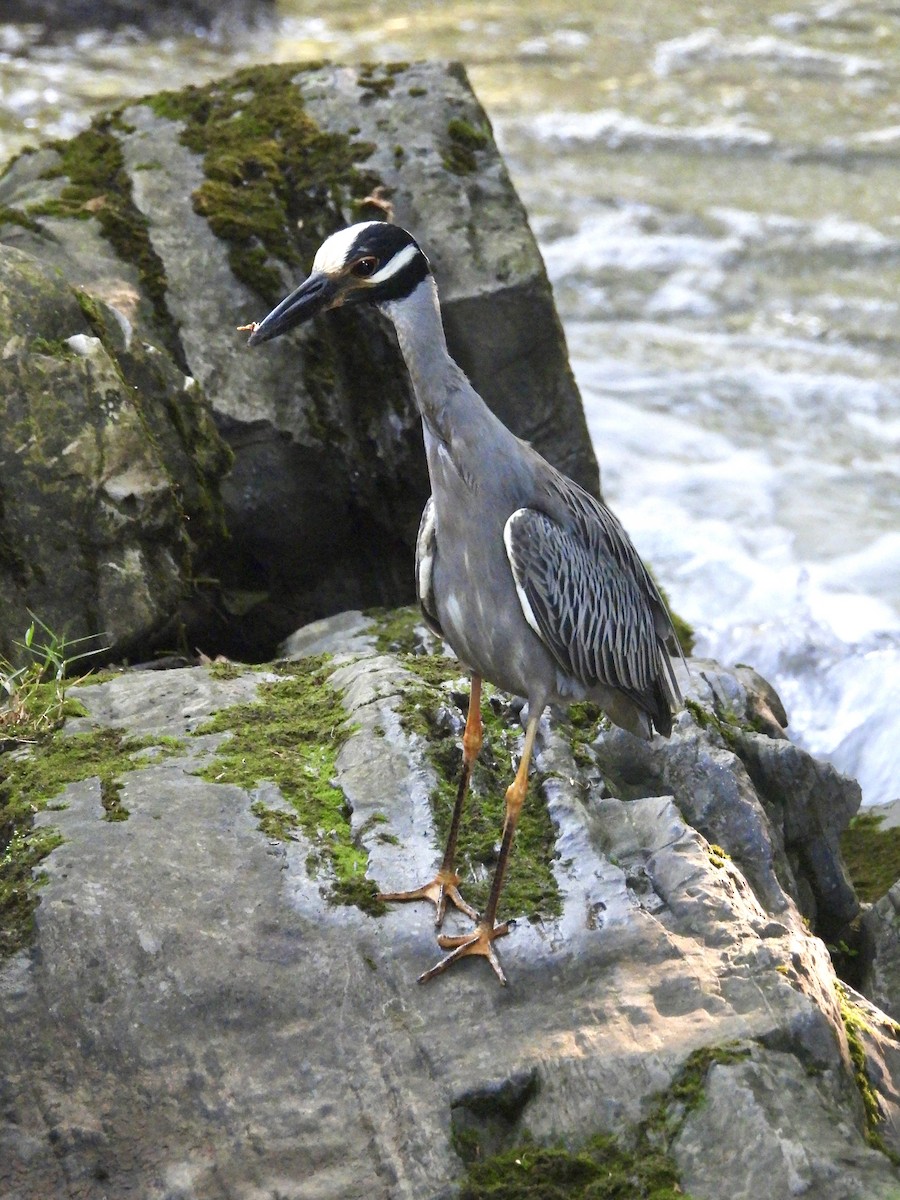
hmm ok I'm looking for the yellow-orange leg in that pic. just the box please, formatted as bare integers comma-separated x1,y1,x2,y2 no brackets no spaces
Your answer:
378,675,483,926
418,710,541,986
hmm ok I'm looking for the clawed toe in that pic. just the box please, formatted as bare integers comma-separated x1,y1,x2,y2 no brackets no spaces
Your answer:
378,872,478,927
418,920,511,986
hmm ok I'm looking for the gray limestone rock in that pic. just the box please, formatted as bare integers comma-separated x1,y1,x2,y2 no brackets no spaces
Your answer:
675,1046,900,1200
592,658,862,940
864,883,900,1023
1,611,897,1199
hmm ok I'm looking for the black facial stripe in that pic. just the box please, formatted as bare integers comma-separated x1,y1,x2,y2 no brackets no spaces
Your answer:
336,222,431,303
347,222,419,264
371,250,430,302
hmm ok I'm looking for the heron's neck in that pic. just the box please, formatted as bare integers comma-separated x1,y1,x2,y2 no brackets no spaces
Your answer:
380,277,482,439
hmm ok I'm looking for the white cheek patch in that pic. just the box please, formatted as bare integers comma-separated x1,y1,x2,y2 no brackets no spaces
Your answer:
312,222,382,274
367,242,419,284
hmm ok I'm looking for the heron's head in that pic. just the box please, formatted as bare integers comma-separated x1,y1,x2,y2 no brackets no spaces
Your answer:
246,221,430,346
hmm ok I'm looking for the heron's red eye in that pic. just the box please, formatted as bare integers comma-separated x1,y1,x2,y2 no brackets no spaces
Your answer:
352,256,378,277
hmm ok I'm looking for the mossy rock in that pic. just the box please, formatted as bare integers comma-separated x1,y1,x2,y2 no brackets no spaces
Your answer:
842,813,900,903
0,245,230,665
193,656,386,916
143,63,383,305
367,606,561,923
0,713,185,959
455,1045,753,1199
3,650,899,1200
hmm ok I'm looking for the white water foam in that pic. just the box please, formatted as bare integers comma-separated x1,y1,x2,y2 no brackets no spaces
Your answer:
569,355,900,805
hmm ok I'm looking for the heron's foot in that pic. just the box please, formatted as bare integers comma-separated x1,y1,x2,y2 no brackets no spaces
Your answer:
417,919,511,986
378,870,478,927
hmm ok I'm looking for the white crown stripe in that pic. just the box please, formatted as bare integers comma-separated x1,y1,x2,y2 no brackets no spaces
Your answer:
367,242,420,284
312,222,382,274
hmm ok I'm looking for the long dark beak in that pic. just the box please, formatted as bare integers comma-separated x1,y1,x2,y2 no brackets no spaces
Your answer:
247,272,340,346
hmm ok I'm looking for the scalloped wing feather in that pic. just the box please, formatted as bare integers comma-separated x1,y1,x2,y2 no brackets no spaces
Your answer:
503,502,678,735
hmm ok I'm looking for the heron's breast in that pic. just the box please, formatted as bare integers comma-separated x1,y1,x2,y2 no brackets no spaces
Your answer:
432,541,557,701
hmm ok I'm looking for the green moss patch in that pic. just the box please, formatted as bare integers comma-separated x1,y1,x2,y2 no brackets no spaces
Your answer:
367,607,561,923
72,288,110,337
357,61,408,100
643,1044,750,1139
207,659,258,682
684,695,775,750
192,656,385,916
145,64,382,303
443,117,492,175
457,1044,750,1198
458,1135,682,1200
836,982,900,1164
0,205,43,234
1,721,184,958
29,117,182,366
565,700,608,771
707,843,730,870
28,336,76,358
366,604,431,658
0,819,62,962
841,812,900,903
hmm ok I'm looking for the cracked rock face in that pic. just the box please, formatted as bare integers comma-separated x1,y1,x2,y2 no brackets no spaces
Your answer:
1,610,897,1200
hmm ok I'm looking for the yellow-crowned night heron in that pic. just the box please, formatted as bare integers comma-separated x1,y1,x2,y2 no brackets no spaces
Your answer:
244,221,681,985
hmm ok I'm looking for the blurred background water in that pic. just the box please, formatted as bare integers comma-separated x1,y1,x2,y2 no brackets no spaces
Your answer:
2,0,898,804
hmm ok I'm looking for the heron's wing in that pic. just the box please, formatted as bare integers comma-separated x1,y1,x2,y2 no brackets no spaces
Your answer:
557,477,683,659
503,504,673,703
546,471,684,685
415,495,444,639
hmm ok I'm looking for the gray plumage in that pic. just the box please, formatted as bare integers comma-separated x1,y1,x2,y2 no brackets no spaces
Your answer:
383,276,679,740
246,220,681,984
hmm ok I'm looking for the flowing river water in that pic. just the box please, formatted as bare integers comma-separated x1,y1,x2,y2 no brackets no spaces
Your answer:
2,0,898,804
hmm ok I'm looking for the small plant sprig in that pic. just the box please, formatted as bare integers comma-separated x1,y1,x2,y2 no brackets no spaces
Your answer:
0,614,109,743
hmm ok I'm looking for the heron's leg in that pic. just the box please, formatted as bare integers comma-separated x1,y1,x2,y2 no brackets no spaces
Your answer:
378,674,483,926
418,709,541,986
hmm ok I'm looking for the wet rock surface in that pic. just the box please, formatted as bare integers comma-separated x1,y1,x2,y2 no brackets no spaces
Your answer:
1,611,897,1199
